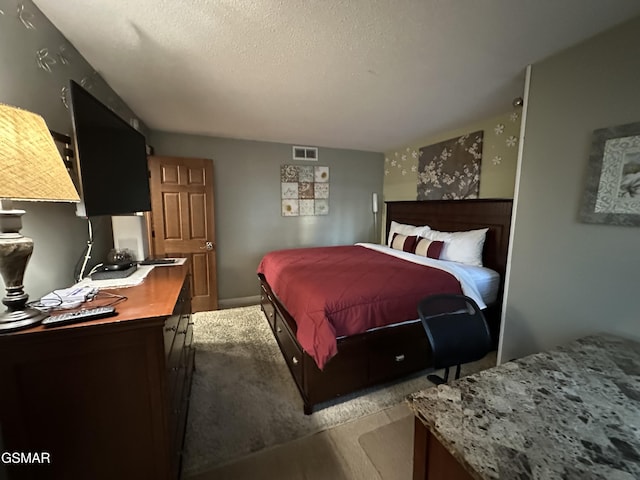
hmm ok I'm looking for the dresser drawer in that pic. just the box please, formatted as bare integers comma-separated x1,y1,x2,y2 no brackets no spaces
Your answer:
169,339,194,440
274,314,303,387
164,315,180,355
176,280,190,315
166,316,188,400
184,318,193,350
168,352,187,453
168,316,189,368
170,346,195,480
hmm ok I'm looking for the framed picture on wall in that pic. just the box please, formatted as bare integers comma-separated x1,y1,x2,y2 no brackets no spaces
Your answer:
280,164,329,216
579,120,640,226
417,131,483,200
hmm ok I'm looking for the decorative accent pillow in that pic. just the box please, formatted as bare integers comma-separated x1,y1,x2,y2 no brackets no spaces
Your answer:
422,228,488,266
414,237,444,259
390,233,418,253
387,221,430,246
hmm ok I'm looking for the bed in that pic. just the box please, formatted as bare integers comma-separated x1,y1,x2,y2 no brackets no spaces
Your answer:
258,199,513,414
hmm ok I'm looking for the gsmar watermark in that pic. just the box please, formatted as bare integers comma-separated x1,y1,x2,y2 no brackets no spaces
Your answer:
1,451,51,464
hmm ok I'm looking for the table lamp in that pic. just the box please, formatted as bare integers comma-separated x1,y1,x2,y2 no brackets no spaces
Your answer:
0,103,80,332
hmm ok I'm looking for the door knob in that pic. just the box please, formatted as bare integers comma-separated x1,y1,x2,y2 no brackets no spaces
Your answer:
200,241,214,250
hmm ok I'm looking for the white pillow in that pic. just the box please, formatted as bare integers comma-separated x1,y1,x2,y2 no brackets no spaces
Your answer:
423,228,488,266
387,221,431,246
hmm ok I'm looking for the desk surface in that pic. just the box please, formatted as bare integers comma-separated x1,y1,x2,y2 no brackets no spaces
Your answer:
407,334,640,480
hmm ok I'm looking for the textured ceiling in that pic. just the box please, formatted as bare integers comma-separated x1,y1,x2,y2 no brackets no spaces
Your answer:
33,0,640,152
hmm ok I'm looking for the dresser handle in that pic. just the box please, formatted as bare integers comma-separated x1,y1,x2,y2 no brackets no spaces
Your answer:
165,326,177,332
292,356,299,365
277,326,282,333
178,329,187,335
395,354,405,362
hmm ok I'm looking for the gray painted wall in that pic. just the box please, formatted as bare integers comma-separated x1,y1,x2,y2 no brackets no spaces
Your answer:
148,131,384,302
1,0,145,298
499,15,640,362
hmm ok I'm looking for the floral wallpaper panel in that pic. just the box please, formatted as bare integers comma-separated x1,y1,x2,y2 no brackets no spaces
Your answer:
384,110,521,200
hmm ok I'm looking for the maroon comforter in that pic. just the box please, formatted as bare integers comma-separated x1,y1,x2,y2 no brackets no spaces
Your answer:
257,245,462,369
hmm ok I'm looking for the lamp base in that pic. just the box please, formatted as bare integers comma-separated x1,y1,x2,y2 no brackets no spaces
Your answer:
0,307,47,332
0,202,44,333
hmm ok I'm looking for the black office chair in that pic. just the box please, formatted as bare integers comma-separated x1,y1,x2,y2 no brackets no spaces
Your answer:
417,294,492,385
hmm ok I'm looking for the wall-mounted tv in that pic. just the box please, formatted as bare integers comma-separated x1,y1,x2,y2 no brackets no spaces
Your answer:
69,80,151,217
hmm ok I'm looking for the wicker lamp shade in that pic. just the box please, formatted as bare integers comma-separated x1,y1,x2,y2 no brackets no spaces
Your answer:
0,103,79,202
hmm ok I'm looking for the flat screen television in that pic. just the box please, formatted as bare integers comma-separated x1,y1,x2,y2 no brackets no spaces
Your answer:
69,80,151,217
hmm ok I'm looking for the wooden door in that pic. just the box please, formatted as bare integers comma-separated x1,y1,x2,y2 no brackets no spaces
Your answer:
148,156,218,312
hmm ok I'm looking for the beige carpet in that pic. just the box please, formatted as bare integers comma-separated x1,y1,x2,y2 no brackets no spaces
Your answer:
182,305,496,477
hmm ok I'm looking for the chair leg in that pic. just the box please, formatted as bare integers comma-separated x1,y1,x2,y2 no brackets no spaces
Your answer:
426,367,451,386
426,374,446,385
454,364,461,380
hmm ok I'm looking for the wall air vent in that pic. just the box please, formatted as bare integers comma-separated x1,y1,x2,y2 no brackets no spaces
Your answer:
292,146,318,161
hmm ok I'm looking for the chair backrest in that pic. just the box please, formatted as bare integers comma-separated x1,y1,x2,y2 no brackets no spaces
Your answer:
417,294,492,370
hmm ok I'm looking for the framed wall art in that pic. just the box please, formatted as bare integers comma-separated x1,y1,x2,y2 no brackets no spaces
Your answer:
579,121,640,226
417,131,483,200
281,164,329,216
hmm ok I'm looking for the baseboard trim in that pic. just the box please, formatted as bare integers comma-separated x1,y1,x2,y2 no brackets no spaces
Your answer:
218,295,261,309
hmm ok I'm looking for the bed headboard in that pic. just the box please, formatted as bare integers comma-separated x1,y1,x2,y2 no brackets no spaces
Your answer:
385,199,513,283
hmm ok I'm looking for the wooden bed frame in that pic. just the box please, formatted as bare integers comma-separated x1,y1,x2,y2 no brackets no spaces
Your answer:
259,199,513,414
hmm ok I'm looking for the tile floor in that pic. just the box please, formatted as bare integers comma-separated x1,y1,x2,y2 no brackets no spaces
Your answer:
185,402,414,480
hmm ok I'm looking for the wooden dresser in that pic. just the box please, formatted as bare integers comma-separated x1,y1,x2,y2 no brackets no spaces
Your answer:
0,264,194,480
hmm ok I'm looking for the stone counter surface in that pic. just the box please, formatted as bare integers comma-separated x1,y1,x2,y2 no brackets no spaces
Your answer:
407,334,640,480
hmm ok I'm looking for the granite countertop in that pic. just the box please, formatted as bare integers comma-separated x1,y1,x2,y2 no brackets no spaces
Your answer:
407,334,640,480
